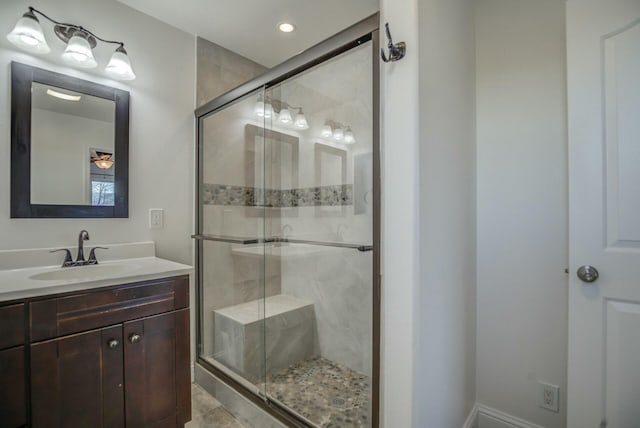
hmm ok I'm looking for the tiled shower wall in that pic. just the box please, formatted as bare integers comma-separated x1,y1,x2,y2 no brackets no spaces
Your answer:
199,41,373,376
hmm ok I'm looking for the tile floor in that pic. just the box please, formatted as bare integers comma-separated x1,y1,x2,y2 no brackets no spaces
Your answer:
265,357,371,427
186,384,247,428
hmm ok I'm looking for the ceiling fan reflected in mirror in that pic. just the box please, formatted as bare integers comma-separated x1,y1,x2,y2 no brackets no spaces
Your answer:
91,151,114,169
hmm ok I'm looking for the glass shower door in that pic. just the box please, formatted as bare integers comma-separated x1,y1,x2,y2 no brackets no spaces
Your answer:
197,88,269,396
262,41,374,427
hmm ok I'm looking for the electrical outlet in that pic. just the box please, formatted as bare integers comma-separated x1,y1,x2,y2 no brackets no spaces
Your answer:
149,208,164,229
539,382,559,412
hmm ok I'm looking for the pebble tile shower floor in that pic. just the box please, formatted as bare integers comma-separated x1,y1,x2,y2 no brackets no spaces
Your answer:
264,357,371,427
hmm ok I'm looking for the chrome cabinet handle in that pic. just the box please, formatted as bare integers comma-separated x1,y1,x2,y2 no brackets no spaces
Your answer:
129,333,141,344
577,265,599,283
107,339,119,349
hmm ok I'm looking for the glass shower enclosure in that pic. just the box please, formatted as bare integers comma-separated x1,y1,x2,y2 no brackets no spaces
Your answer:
194,15,379,427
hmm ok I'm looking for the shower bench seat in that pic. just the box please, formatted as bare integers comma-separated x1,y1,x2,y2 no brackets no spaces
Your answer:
213,294,316,382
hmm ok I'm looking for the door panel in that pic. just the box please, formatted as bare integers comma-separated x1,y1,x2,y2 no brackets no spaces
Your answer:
30,325,124,428
567,1,640,427
0,346,26,428
124,309,190,428
604,301,640,427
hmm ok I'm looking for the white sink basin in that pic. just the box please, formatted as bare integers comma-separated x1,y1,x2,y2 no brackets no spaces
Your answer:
29,264,135,281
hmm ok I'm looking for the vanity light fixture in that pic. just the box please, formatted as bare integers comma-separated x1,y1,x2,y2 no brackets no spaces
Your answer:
294,109,309,130
46,88,81,101
344,127,356,144
333,127,345,141
320,124,333,138
278,107,293,124
7,7,136,80
278,22,296,33
254,95,308,129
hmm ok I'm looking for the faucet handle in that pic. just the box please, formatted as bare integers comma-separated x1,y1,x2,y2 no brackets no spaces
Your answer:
50,249,74,267
88,247,109,264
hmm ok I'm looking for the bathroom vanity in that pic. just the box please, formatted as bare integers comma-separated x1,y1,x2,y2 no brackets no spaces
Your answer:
0,253,192,428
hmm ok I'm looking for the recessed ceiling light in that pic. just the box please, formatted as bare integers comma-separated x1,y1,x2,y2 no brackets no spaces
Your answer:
46,88,81,101
278,22,296,33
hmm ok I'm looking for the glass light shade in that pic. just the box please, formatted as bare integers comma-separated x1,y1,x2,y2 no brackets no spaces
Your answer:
294,111,309,129
278,108,293,124
344,128,356,144
6,12,50,54
105,46,136,80
333,127,344,141
264,101,273,119
321,125,333,138
94,159,114,169
62,33,98,68
254,96,265,117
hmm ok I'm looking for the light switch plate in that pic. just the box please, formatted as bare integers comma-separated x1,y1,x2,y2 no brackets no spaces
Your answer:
149,208,164,229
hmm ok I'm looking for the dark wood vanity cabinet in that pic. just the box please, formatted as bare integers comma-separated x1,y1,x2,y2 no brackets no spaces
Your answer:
0,303,27,428
0,275,191,428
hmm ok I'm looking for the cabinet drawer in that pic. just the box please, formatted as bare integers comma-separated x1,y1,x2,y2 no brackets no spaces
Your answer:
0,303,25,349
30,275,188,342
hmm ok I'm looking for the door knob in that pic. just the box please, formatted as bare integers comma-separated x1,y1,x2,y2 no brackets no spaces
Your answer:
577,265,599,283
107,339,119,349
129,333,141,344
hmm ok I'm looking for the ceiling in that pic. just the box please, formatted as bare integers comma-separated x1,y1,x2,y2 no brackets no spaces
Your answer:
32,82,115,123
116,0,379,67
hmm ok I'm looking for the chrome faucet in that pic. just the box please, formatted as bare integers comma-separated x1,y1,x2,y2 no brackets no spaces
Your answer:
76,230,90,263
50,230,108,267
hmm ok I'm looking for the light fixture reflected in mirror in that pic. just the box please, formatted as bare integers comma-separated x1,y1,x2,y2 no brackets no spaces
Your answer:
294,109,309,129
46,88,81,101
91,152,114,170
278,107,293,124
344,127,356,144
6,7,135,80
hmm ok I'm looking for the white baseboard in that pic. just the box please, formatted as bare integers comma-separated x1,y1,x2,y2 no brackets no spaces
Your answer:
462,403,479,428
463,403,544,428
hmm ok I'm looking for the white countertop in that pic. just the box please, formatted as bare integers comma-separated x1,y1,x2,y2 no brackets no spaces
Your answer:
0,257,193,303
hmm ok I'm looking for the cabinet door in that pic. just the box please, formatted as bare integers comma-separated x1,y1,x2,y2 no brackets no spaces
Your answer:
30,325,124,428
124,309,190,428
0,346,26,428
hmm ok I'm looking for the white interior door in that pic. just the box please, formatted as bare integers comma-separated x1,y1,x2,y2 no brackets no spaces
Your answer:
567,1,640,427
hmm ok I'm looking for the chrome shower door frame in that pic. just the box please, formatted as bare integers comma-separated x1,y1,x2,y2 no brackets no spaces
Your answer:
194,13,381,428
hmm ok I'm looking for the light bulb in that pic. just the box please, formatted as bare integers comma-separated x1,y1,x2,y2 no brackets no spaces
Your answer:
344,127,356,144
62,32,97,68
321,125,333,138
333,127,344,141
294,110,309,129
6,10,50,54
278,108,292,124
105,46,136,80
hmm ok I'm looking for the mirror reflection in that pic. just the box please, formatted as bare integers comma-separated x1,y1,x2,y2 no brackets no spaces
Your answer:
30,82,115,206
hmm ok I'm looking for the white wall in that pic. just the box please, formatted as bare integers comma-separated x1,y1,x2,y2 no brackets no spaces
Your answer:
0,0,195,265
475,1,568,428
379,0,420,426
415,1,478,427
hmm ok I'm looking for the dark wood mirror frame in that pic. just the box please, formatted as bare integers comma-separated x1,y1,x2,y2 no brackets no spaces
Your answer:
10,61,130,218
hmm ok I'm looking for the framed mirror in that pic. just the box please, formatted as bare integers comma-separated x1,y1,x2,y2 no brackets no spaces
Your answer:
244,123,299,218
10,61,130,218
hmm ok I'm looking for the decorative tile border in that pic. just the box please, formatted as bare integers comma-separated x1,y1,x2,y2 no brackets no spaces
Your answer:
202,183,353,207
